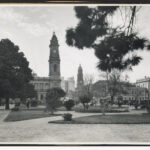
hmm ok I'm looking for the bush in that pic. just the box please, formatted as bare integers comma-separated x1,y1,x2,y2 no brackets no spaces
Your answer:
79,95,91,110
146,101,150,113
64,99,75,110
134,100,140,110
63,113,72,121
15,99,21,107
0,99,5,106
30,100,38,107
117,96,123,108
11,106,19,111
46,88,66,114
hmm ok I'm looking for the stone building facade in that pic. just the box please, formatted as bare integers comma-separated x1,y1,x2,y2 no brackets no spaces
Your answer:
30,32,61,102
92,80,148,103
136,76,150,92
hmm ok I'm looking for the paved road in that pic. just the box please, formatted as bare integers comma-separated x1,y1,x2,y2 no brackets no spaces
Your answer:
0,110,150,144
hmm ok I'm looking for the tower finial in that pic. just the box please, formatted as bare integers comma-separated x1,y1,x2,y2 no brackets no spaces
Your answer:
79,64,82,69
53,31,55,35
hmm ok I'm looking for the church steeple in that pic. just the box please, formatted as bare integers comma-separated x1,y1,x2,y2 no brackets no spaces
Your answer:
50,32,59,47
49,32,60,61
49,32,60,80
77,64,84,89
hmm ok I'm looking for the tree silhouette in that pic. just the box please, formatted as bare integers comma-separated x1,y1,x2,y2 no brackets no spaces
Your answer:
66,6,150,72
46,87,66,114
0,39,33,109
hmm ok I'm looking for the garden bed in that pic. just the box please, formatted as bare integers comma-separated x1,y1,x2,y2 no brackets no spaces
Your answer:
4,110,62,122
57,105,129,113
49,113,150,124
74,106,129,113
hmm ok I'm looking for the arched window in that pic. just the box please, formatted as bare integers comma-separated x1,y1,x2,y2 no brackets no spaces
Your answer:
54,64,57,72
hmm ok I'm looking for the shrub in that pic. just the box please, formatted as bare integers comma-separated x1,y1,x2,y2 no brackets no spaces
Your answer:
79,95,91,110
30,100,38,107
134,100,140,110
15,99,21,107
11,106,19,111
64,99,75,110
117,96,123,108
63,113,72,121
146,101,150,113
147,107,150,113
19,104,27,109
46,88,66,114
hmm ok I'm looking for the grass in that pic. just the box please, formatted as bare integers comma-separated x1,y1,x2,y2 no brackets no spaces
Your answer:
49,113,150,124
4,110,62,122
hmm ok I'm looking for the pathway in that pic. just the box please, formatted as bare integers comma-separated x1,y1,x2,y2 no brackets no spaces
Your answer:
0,109,149,144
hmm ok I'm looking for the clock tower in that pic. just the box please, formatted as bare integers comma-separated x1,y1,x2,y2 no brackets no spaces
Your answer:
49,32,61,88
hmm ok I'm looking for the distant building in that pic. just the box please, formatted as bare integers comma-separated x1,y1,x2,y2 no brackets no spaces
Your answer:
30,32,61,102
61,77,75,99
68,77,75,92
92,80,148,103
136,76,150,91
122,86,148,102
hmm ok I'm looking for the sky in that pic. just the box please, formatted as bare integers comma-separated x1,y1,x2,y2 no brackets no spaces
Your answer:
0,5,150,84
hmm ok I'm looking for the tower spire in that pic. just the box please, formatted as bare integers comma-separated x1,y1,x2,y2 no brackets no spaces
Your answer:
49,32,61,85
77,64,84,89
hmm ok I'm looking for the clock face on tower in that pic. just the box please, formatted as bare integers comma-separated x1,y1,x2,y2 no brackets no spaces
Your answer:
53,50,56,53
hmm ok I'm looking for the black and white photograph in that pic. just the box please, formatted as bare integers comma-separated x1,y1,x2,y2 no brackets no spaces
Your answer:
0,4,150,145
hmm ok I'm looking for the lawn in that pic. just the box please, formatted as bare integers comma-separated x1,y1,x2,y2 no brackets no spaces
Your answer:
4,110,62,122
49,113,150,124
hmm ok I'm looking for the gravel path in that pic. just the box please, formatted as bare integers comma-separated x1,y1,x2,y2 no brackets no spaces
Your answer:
0,110,150,144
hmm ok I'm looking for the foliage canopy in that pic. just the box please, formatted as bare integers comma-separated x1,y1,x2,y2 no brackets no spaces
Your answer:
46,87,66,114
66,6,150,72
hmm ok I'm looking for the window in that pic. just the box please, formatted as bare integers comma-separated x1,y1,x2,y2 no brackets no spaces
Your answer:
46,83,49,88
54,64,57,72
40,94,43,100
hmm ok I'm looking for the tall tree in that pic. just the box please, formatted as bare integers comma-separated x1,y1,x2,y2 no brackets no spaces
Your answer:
100,69,129,104
18,83,37,104
83,74,95,99
66,6,150,73
0,39,33,109
46,87,66,114
79,95,91,110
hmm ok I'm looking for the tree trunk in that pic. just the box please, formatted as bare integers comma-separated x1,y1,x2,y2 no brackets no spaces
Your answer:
101,105,106,116
5,97,10,110
106,71,109,96
0,98,1,106
50,107,54,115
111,95,114,105
83,103,86,110
51,110,54,115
